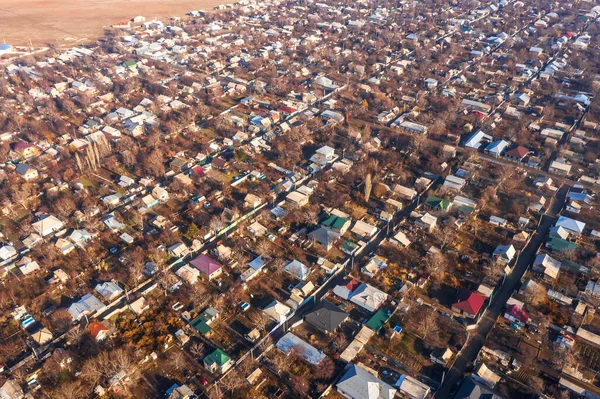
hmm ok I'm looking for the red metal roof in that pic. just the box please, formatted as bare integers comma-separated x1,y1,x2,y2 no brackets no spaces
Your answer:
278,106,297,114
191,165,206,178
506,304,529,323
346,279,361,291
453,289,485,315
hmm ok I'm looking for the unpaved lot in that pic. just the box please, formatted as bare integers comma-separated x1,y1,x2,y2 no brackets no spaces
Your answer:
0,0,231,46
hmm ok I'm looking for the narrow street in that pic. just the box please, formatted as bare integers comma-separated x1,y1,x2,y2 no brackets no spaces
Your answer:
435,185,569,398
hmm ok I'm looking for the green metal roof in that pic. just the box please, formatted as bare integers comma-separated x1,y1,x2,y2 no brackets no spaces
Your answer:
426,195,450,210
204,348,231,367
342,240,360,254
189,314,212,335
546,236,577,252
366,309,390,331
323,214,350,230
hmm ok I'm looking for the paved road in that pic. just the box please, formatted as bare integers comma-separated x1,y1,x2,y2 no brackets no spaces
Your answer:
434,185,569,398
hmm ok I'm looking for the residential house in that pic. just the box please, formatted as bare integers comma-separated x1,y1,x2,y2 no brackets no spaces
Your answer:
168,242,189,258
95,282,124,301
283,260,311,281
168,384,197,399
430,348,454,366
350,220,378,239
504,146,529,162
67,293,105,321
362,256,387,277
464,130,492,149
13,141,41,158
555,216,585,236
416,213,437,231
549,159,572,176
262,300,292,323
310,145,336,166
189,307,219,336
244,193,262,209
189,254,223,280
336,364,396,399
176,264,201,285
203,348,233,374
393,184,417,200
89,321,110,341
484,140,509,157
0,379,24,399
333,279,388,312
0,245,17,261
395,374,431,399
308,227,340,251
532,253,561,281
546,236,577,252
15,164,38,180
453,376,506,399
322,214,352,235
32,215,64,237
152,186,169,202
503,304,530,324
492,244,516,264
286,191,309,207
31,327,53,346
304,301,349,334
390,230,411,247
426,195,451,212
452,289,485,319
129,296,149,315
442,176,466,191
276,332,326,365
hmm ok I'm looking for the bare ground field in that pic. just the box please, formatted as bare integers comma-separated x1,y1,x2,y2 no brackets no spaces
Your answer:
0,0,232,47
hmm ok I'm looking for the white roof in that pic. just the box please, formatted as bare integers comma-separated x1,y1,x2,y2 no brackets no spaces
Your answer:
333,282,388,312
286,191,308,204
395,374,430,399
316,145,335,155
95,282,123,301
276,332,326,365
284,260,310,280
263,300,291,322
556,216,585,234
32,215,64,236
337,364,396,399
533,253,561,279
351,220,378,238
67,293,105,320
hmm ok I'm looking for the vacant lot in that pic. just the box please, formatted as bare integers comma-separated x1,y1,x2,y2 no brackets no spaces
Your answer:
0,0,232,46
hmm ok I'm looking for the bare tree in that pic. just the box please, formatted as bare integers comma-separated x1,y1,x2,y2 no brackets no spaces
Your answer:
364,173,372,203
416,310,439,340
189,341,205,358
255,239,273,259
523,281,546,306
424,253,449,282
494,165,515,191
51,381,84,399
168,349,187,371
219,370,245,394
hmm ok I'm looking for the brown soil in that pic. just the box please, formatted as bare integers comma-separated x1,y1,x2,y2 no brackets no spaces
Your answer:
0,0,232,46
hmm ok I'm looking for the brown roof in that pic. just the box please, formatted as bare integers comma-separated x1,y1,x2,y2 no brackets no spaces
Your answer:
505,146,529,158
88,321,109,339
